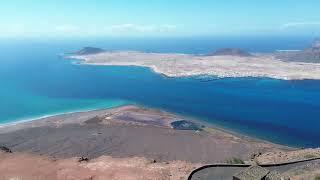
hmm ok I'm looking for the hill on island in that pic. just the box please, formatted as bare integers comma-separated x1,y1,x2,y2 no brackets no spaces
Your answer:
208,48,252,57
301,39,320,60
74,47,105,55
276,39,320,63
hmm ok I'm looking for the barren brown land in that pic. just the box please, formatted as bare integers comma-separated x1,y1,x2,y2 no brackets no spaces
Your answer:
69,51,320,80
0,152,199,180
0,105,291,179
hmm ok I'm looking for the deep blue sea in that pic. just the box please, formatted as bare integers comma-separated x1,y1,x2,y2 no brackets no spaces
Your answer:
1,36,320,148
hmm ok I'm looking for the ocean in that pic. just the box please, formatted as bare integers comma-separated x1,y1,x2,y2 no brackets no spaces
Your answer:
0,36,320,147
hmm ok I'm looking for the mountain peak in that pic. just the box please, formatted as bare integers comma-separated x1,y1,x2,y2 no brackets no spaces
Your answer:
75,47,105,55
311,38,320,48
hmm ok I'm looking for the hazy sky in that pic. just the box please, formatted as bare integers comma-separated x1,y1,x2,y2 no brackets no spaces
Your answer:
1,0,320,38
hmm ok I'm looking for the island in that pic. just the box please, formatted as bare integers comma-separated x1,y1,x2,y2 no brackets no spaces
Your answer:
68,41,320,80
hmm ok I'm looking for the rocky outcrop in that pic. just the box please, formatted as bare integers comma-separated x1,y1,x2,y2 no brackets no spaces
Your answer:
78,156,89,162
0,146,12,153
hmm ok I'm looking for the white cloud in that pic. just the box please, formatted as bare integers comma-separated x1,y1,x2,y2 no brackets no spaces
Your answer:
0,23,178,38
158,25,177,32
49,23,177,36
54,25,79,32
281,22,320,29
109,24,177,33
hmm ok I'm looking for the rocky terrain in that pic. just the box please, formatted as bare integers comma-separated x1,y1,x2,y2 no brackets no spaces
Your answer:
255,148,320,164
0,151,199,180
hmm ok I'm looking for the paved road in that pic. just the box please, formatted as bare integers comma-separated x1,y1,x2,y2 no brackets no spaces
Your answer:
190,159,320,180
191,166,246,180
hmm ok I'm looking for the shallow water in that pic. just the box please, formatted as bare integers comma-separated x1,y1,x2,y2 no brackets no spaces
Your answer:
0,37,320,147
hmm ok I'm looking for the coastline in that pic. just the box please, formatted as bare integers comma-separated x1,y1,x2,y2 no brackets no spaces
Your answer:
0,104,300,179
1,52,307,150
169,112,291,149
0,104,288,158
67,51,320,80
0,104,292,151
136,104,292,149
0,102,130,129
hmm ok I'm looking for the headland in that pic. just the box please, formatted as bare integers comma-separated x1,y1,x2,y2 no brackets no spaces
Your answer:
0,105,292,179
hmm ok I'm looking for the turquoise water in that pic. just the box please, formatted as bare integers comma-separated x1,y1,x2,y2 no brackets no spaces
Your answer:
1,37,320,147
0,84,128,124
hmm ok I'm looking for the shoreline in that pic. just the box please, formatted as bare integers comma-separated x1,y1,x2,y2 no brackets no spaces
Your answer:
0,103,130,128
0,104,292,151
137,104,293,149
0,104,289,163
170,112,292,149
67,51,320,80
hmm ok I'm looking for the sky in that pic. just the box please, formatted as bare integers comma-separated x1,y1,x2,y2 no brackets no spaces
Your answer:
1,0,320,38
